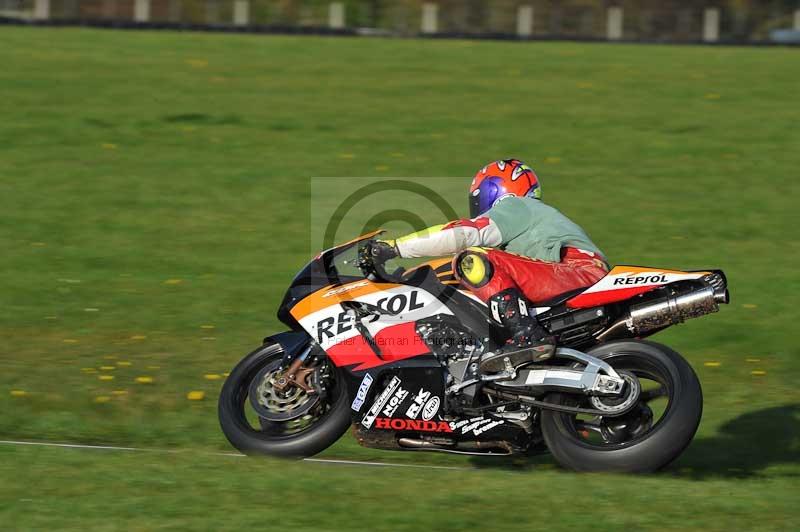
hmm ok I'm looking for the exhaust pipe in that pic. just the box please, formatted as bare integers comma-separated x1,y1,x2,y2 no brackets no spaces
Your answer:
598,273,729,340
629,285,719,334
398,437,513,455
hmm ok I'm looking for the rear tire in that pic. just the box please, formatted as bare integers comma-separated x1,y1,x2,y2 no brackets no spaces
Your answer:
218,341,352,458
540,340,702,473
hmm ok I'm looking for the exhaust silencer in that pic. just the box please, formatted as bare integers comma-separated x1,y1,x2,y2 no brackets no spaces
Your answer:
598,273,729,340
628,285,720,335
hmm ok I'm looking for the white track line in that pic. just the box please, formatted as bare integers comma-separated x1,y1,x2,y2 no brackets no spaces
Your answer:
0,439,469,471
303,457,465,470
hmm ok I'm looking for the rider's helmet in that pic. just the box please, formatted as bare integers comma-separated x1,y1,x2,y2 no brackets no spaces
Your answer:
469,159,541,218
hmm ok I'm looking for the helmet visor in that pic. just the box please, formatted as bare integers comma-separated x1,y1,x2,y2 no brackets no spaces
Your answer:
469,192,482,218
469,178,504,218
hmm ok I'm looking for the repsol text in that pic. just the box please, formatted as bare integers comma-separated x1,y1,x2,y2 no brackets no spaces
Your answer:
613,275,668,286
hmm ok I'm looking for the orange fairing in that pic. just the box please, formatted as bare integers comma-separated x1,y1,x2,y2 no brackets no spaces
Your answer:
605,266,708,276
290,280,402,321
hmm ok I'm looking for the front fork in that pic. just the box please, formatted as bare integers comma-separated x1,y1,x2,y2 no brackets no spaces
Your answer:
274,344,316,394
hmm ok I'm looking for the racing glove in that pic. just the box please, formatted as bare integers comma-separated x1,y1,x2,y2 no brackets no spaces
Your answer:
371,240,399,264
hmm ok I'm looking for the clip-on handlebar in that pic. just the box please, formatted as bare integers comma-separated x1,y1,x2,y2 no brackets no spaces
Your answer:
357,241,405,283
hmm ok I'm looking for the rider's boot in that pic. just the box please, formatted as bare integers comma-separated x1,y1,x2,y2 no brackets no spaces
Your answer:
480,288,555,373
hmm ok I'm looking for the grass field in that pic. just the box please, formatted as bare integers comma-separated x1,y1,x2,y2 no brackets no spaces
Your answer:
1,26,798,530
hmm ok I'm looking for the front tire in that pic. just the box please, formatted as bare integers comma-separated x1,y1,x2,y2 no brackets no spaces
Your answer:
218,341,352,458
541,340,703,473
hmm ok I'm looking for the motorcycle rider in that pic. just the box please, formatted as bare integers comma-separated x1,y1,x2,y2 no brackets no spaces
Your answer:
371,159,609,369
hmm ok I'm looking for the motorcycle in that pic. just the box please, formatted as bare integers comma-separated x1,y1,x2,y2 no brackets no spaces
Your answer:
219,230,728,472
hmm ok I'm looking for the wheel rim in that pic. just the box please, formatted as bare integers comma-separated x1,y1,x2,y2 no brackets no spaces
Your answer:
248,359,322,422
230,346,341,440
558,352,676,450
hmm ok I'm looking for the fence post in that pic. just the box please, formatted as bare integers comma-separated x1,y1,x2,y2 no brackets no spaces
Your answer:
33,0,49,20
329,2,345,29
606,6,623,40
794,9,800,31
703,7,720,42
421,2,438,34
517,5,533,37
134,0,150,22
233,0,249,26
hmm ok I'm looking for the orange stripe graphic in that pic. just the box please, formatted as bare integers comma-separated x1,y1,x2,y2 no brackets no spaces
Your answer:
290,280,402,321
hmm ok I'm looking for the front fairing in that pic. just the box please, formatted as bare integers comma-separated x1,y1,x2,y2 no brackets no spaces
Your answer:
277,231,382,329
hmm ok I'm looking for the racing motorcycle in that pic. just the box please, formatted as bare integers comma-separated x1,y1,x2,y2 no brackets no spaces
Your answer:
219,230,729,472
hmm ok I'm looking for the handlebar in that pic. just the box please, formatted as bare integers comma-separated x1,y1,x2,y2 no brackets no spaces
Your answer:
357,240,405,283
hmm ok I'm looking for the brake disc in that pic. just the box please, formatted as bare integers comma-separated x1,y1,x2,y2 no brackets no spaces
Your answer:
248,363,321,422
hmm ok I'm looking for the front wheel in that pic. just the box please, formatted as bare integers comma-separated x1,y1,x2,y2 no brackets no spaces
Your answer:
218,340,352,458
541,340,703,473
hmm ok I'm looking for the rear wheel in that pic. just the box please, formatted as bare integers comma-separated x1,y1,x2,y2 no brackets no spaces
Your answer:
218,340,351,458
540,340,702,473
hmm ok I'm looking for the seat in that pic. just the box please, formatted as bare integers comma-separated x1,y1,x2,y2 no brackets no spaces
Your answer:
529,287,588,308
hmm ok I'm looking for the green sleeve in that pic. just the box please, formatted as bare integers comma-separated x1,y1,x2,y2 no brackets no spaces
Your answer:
485,197,530,245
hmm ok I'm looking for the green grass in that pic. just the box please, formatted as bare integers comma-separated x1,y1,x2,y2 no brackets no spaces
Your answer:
2,444,798,532
0,26,799,529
